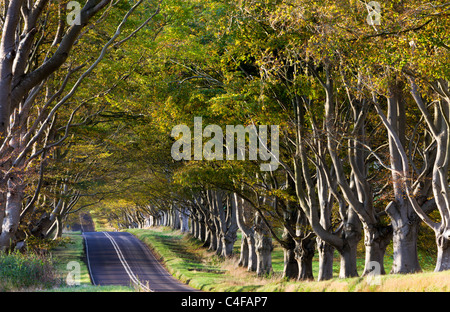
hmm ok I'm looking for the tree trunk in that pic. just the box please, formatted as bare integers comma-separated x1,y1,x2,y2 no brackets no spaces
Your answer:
55,215,64,239
362,225,390,276
161,210,168,226
387,201,421,273
238,232,257,272
179,207,189,233
320,74,366,278
0,179,24,252
234,193,257,271
338,209,361,278
191,214,197,237
316,171,334,281
239,234,249,267
221,194,238,257
254,213,273,276
0,192,6,235
30,212,48,237
435,235,450,271
206,190,222,254
282,231,299,279
221,228,237,257
150,215,155,227
385,88,423,273
294,235,315,280
198,218,206,242
317,237,334,280
432,127,450,271
338,244,358,278
283,247,299,279
255,232,273,276
0,0,23,140
207,220,218,251
246,234,257,272
215,224,223,255
170,206,180,230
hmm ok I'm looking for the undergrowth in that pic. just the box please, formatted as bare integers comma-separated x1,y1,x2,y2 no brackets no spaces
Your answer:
0,252,62,291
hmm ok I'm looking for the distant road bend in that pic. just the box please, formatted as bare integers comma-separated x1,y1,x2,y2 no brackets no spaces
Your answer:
83,232,197,292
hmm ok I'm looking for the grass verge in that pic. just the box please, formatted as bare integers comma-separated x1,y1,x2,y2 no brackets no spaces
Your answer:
127,226,450,292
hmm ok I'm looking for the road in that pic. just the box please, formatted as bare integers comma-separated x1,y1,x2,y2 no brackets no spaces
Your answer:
83,231,197,292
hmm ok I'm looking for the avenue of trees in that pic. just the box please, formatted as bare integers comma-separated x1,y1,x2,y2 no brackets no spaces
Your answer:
1,0,449,281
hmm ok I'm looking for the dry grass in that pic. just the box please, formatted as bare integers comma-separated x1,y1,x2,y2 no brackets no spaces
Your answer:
220,256,279,288
255,270,450,292
374,271,450,292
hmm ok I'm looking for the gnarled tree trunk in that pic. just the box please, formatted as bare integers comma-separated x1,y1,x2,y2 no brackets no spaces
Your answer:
0,178,25,252
254,212,273,276
282,229,299,279
294,235,315,281
234,193,257,271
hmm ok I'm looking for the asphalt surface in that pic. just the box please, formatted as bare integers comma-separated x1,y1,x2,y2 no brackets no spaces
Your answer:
83,231,197,292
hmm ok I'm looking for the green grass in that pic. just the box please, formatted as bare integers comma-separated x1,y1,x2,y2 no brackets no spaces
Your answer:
126,227,233,291
0,251,61,291
126,226,449,292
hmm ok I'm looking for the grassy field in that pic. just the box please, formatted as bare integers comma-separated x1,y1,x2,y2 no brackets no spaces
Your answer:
126,226,450,292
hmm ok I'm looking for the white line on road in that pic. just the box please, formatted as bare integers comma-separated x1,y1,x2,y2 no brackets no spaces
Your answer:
102,232,153,292
83,233,97,286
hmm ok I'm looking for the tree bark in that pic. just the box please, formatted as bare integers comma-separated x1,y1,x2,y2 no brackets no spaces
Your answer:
317,237,334,280
282,229,299,279
0,178,25,252
436,235,450,271
222,194,238,257
238,233,258,272
179,206,189,233
0,0,24,139
293,90,361,279
337,209,361,278
234,193,257,271
316,164,334,280
294,235,315,280
384,85,422,273
254,212,273,276
362,225,391,275
246,234,258,272
386,201,421,273
239,234,249,268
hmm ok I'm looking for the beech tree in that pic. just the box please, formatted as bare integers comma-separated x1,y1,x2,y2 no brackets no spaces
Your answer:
3,0,449,285
0,0,162,251
128,0,448,280
341,1,449,272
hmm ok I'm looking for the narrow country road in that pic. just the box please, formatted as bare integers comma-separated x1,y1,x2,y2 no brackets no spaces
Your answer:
83,231,197,292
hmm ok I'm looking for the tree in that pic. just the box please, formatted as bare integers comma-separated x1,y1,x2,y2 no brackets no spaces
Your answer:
25,0,447,282
0,0,161,251
348,1,449,272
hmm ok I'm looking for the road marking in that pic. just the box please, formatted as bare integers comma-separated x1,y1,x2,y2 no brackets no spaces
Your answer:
102,232,153,292
82,233,97,286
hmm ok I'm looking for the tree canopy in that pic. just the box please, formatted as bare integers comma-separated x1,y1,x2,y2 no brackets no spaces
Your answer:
1,0,449,280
